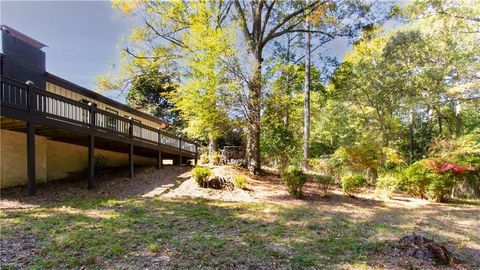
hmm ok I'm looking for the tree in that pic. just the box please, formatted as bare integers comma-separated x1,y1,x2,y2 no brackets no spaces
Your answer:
168,1,237,152
231,0,389,172
103,0,389,173
303,0,311,169
125,69,181,126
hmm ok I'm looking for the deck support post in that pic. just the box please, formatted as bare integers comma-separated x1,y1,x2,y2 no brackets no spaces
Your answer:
87,103,96,189
88,134,94,189
128,117,134,178
26,81,36,196
157,150,162,169
180,155,183,166
194,144,198,166
129,144,134,178
27,121,36,196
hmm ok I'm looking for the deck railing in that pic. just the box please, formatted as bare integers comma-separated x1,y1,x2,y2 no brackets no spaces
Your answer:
0,76,198,154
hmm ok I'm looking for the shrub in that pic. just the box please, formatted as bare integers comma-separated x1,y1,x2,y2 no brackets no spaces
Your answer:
382,147,405,169
375,174,401,198
191,166,212,187
426,173,455,202
308,158,332,175
341,174,366,196
147,243,159,253
400,161,431,199
331,143,381,174
199,153,209,164
400,160,460,202
209,152,221,165
233,175,248,189
314,175,334,196
282,167,308,198
94,155,108,171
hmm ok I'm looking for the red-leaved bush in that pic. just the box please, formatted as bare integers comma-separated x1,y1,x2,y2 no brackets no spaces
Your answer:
429,161,476,175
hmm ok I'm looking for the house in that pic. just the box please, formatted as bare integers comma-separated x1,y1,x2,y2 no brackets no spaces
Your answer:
0,25,198,195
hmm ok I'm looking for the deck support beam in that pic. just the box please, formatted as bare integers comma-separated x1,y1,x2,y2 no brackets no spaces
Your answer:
87,134,94,189
26,121,36,196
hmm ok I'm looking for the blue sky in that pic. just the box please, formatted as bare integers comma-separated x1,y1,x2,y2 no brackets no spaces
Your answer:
1,0,129,100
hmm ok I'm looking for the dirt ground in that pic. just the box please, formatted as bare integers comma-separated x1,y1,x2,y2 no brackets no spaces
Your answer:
1,165,479,269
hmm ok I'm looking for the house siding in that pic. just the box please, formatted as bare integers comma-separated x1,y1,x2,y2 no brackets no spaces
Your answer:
46,82,167,129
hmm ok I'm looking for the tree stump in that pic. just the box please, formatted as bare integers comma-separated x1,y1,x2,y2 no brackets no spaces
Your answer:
207,177,234,191
397,233,458,265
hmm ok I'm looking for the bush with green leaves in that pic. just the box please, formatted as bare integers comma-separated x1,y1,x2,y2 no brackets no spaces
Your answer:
191,166,212,187
330,143,380,179
400,161,431,199
94,155,108,171
341,174,366,196
282,167,308,199
427,130,480,198
426,173,455,202
400,160,464,202
260,123,298,169
233,175,247,189
314,175,334,196
209,152,221,165
375,174,401,198
199,153,209,164
308,158,332,175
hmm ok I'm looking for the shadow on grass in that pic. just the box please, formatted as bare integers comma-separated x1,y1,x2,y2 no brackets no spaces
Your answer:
1,194,479,269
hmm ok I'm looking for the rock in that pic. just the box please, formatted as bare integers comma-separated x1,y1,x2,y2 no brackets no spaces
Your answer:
397,233,458,265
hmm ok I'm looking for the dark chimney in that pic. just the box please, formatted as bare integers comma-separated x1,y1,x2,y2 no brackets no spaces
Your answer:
0,25,46,88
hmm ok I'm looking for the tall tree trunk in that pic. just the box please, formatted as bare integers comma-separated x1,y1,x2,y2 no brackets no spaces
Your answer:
408,109,414,164
303,4,311,170
284,35,292,128
245,50,262,174
208,137,218,155
455,100,461,136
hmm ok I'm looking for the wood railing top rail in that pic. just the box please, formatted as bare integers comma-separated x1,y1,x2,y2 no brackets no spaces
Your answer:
34,88,92,110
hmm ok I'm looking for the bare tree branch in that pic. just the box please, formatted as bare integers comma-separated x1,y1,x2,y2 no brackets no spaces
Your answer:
123,48,160,60
144,20,187,48
263,0,323,45
260,0,276,41
233,0,252,42
438,11,480,22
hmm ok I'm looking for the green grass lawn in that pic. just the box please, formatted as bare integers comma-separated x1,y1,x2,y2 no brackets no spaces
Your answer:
2,193,479,269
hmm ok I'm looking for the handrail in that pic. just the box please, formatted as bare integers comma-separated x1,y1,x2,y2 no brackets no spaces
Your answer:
0,75,198,154
34,88,91,110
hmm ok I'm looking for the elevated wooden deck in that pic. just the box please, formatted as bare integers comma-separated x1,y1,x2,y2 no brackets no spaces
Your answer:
0,75,198,195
